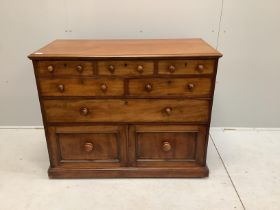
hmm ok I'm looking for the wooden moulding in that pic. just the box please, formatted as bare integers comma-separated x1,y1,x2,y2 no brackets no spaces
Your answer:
48,166,209,179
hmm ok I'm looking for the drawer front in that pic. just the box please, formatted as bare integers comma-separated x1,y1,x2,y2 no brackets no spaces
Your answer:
43,99,210,123
128,78,212,97
47,125,127,168
37,61,94,77
39,78,124,96
158,60,215,75
128,125,207,167
98,61,154,76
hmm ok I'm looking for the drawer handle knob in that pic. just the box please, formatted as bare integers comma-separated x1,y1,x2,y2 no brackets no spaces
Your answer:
100,83,108,92
84,142,94,152
164,107,172,115
187,83,195,91
168,65,176,73
47,65,54,73
145,83,153,92
197,64,204,72
57,84,64,92
136,65,144,73
80,107,89,116
162,141,172,152
76,65,83,72
108,64,115,73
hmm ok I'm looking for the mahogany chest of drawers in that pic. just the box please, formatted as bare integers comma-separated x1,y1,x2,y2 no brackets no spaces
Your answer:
28,39,222,178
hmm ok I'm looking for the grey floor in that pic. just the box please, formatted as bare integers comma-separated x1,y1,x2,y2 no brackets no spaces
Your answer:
0,128,279,210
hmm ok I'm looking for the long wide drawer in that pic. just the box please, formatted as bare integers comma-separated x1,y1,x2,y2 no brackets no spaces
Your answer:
43,99,210,123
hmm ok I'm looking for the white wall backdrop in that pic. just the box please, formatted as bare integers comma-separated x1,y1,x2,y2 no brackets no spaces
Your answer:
0,0,279,127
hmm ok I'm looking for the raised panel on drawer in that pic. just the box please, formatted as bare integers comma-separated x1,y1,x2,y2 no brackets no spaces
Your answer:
128,78,212,97
98,61,154,76
37,61,94,77
128,125,207,167
59,133,118,160
43,99,210,123
39,78,124,96
158,60,215,75
47,125,127,168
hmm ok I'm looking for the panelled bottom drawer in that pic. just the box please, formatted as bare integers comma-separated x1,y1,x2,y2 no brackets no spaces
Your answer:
47,124,207,169
128,125,207,167
43,99,210,123
48,125,127,168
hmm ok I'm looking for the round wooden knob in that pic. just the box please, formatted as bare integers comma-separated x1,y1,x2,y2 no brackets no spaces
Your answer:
164,107,172,115
84,142,94,152
136,65,144,73
108,64,115,73
80,107,89,116
197,64,204,72
187,83,195,91
162,142,172,152
168,65,176,73
145,83,153,92
76,65,83,73
100,83,107,92
47,65,54,73
57,84,64,92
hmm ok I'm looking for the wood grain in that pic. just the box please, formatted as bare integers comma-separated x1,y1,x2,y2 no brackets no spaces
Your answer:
39,78,124,96
98,61,154,76
28,39,222,59
37,61,94,77
43,99,210,123
158,59,215,75
47,125,127,168
128,78,212,97
29,38,221,178
128,125,207,167
48,166,209,178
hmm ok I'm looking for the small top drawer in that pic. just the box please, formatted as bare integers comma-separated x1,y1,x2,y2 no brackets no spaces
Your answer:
98,61,154,76
36,61,94,77
158,60,215,75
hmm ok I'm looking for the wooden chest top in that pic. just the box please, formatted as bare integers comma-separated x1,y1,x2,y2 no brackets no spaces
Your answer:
28,39,222,59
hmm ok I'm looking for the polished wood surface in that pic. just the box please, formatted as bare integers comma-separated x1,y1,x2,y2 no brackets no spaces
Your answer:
98,61,154,76
59,133,118,160
39,78,124,96
137,131,196,159
29,38,222,178
47,125,127,168
128,78,212,97
37,61,94,76
158,59,215,75
28,39,222,59
43,99,210,123
128,125,207,167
